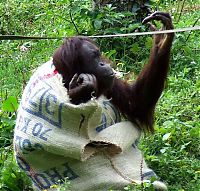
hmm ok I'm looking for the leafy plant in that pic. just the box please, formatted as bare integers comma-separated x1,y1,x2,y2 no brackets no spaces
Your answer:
0,155,33,191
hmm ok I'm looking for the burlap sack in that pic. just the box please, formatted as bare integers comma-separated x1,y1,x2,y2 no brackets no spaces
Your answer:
14,60,167,191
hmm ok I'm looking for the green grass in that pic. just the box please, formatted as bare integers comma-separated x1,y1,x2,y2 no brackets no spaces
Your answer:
0,0,200,190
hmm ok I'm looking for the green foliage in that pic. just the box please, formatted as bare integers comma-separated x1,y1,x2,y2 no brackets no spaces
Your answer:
123,178,158,191
0,96,33,191
79,3,152,73
0,155,33,191
0,96,18,148
143,73,200,190
2,96,18,113
0,0,91,36
0,0,200,190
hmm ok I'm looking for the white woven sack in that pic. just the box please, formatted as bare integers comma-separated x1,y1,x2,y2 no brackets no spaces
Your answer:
14,60,167,191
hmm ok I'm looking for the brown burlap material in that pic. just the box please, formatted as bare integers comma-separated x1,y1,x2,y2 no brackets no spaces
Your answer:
14,60,167,191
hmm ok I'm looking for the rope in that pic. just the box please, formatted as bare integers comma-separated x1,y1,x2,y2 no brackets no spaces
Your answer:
89,26,200,38
0,35,63,40
0,26,199,40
